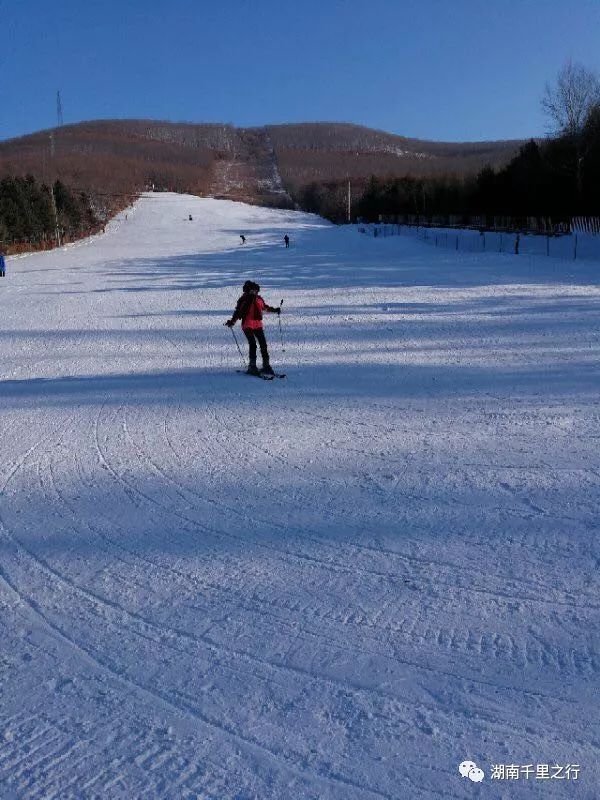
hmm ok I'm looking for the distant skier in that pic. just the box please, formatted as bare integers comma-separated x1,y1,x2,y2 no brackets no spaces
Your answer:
284,234,289,248
240,234,246,244
0,252,6,277
225,281,280,375
189,214,193,221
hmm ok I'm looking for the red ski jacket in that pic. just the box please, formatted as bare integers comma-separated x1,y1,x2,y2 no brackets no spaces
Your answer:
232,294,278,330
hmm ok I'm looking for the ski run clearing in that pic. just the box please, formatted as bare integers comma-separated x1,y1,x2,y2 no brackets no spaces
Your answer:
1,193,599,800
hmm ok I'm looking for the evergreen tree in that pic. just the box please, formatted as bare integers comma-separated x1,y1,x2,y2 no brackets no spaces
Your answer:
0,174,98,247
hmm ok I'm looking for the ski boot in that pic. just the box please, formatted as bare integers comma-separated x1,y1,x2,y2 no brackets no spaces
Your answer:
246,359,260,376
260,362,275,376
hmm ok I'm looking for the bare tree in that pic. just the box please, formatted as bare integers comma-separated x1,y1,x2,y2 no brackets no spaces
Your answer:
542,61,600,203
542,60,600,136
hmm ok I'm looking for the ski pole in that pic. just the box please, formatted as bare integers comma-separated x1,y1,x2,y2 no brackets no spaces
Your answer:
227,324,246,368
278,299,285,353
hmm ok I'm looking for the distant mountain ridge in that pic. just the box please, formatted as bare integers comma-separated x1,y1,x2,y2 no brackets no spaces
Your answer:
0,120,524,208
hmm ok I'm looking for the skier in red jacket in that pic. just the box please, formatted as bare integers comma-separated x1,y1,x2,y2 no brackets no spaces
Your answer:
225,281,280,375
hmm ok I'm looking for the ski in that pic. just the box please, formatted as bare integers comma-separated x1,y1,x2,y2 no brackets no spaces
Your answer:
236,370,286,381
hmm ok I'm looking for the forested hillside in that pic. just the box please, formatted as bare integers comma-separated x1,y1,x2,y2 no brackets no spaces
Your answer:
0,119,526,248
0,176,104,252
266,122,521,191
0,119,521,204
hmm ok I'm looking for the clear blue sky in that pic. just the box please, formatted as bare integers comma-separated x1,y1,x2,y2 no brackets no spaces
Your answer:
2,0,599,143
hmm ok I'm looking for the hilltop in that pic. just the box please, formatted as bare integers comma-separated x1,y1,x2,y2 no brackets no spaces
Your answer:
0,120,523,207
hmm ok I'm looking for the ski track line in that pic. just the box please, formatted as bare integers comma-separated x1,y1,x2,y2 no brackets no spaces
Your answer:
135,401,589,612
93,403,412,587
123,404,243,522
14,740,87,795
3,410,584,792
39,480,588,748
94,403,334,578
0,715,81,780
53,730,168,800
0,731,63,779
34,461,341,698
41,447,575,743
0,415,245,798
3,737,67,792
119,403,599,613
70,742,159,800
155,420,594,607
0,428,426,799
160,400,351,533
0,555,412,800
184,397,599,600
87,405,600,687
48,453,169,595
1,715,231,800
46,434,597,709
0,413,80,496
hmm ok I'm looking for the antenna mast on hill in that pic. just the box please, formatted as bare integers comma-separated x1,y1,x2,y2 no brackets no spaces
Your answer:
56,91,63,127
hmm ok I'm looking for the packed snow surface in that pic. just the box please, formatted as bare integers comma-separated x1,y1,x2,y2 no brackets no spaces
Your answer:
1,193,599,799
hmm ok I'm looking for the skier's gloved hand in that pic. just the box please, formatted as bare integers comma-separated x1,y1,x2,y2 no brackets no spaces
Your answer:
225,319,235,327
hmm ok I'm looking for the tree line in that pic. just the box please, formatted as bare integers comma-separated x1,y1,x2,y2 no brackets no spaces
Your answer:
295,62,600,228
0,175,100,251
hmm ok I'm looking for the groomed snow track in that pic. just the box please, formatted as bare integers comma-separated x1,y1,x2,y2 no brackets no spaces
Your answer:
0,194,599,798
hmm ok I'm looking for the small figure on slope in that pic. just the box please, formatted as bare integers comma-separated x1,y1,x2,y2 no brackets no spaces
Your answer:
225,281,280,375
0,251,6,277
240,234,246,244
284,234,289,248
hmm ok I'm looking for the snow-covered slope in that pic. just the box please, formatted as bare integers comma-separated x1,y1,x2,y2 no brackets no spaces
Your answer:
1,193,599,799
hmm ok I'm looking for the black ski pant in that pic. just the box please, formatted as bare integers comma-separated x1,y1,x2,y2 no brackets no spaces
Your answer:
243,327,270,364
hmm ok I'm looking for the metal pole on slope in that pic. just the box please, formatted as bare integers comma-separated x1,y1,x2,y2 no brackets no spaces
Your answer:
347,179,351,223
50,184,62,248
278,299,285,353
